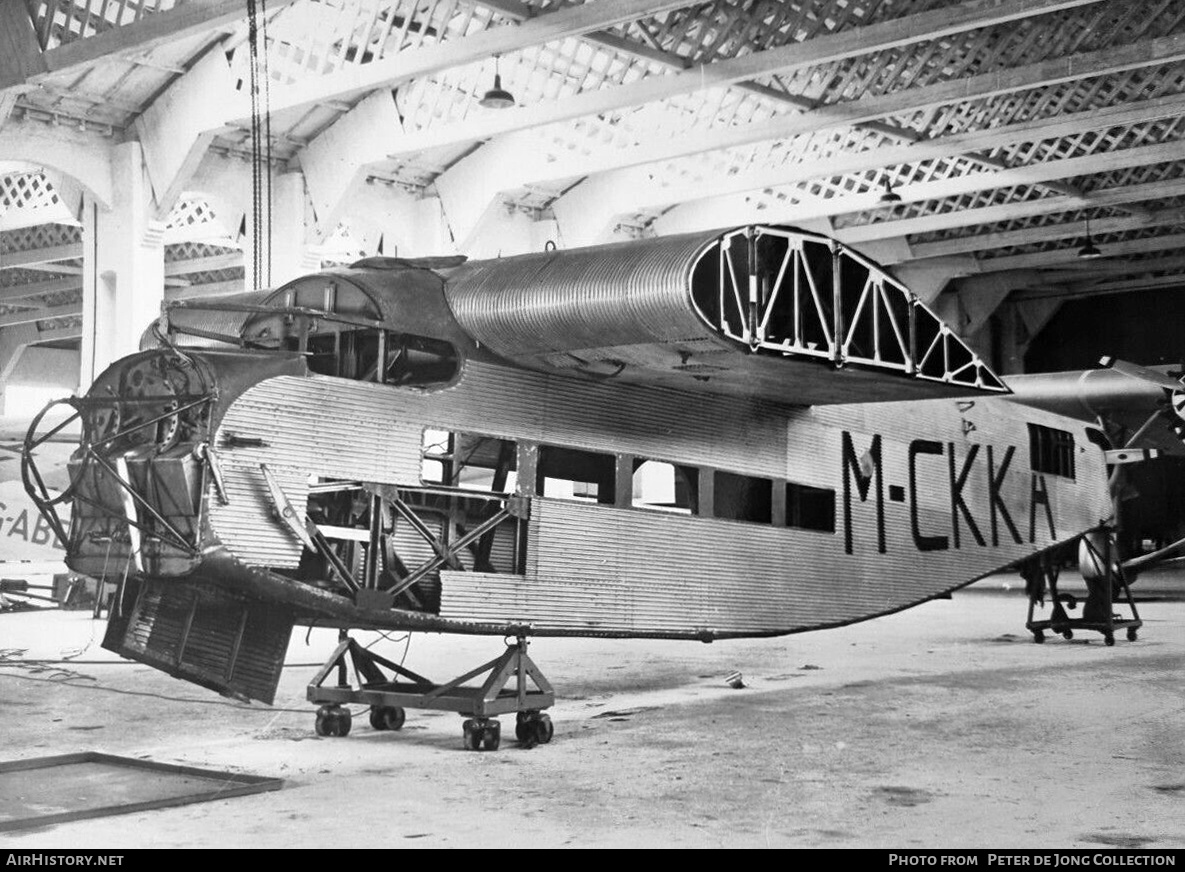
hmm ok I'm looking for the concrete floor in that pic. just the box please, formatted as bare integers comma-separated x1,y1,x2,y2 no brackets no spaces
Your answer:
0,570,1182,849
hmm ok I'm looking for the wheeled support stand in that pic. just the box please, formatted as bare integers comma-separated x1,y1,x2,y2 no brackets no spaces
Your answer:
1024,531,1142,647
307,633,556,751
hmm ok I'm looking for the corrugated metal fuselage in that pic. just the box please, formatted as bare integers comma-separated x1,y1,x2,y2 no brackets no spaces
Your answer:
200,358,1111,640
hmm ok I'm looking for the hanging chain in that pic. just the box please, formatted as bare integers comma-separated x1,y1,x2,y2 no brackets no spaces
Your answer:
246,0,273,291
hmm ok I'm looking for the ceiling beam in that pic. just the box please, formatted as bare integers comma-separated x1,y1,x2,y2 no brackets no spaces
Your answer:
1036,253,1185,282
32,324,82,342
0,0,301,91
560,34,1185,246
299,90,403,238
0,0,45,90
0,276,81,302
909,208,1185,260
136,42,246,217
839,173,1185,245
653,135,1185,242
550,27,1185,200
164,252,243,276
0,304,81,328
975,232,1185,272
605,91,1185,243
228,0,700,125
1015,271,1185,300
0,116,113,206
167,278,246,300
1,243,84,268
391,0,1104,160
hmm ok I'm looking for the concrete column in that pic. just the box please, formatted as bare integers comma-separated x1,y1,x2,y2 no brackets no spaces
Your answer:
995,305,1026,376
80,142,165,390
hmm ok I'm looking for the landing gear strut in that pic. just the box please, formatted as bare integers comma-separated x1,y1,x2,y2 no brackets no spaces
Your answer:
307,633,555,751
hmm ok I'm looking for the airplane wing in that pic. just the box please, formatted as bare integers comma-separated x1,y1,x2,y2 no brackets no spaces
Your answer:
1005,361,1185,455
441,224,1007,405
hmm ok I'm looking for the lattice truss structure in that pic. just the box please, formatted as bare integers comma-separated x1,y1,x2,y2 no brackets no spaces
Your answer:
0,200,241,336
6,0,1185,347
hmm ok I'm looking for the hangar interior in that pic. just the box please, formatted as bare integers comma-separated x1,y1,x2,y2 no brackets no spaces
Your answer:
3,0,1185,409
3,0,1185,850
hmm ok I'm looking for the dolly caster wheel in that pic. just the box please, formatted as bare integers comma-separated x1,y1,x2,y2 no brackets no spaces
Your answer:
1104,634,1115,647
369,705,406,731
315,705,352,737
1032,630,1045,644
1061,630,1073,640
462,718,500,751
1127,627,1138,642
515,711,554,745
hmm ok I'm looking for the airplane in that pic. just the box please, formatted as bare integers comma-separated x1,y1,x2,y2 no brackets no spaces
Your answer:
20,223,1171,750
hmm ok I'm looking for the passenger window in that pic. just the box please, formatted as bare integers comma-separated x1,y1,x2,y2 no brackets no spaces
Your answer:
631,459,697,514
714,471,772,524
1028,423,1076,479
421,430,517,492
537,446,616,504
786,482,835,533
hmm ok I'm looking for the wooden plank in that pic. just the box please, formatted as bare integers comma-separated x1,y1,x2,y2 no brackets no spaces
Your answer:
0,276,83,302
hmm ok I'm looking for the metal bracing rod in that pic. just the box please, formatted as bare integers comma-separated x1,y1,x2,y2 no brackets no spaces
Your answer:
385,508,513,599
21,470,69,546
389,495,464,567
84,450,196,553
67,487,190,554
420,652,511,702
830,242,844,365
307,523,361,593
86,396,213,452
1123,407,1169,450
25,407,81,453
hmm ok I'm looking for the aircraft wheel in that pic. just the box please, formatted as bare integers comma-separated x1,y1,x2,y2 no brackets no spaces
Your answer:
369,705,406,731
481,722,501,751
1127,627,1138,642
1104,634,1115,647
515,711,535,742
533,714,554,745
1032,631,1045,644
315,705,351,737
1061,630,1073,640
462,718,484,751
